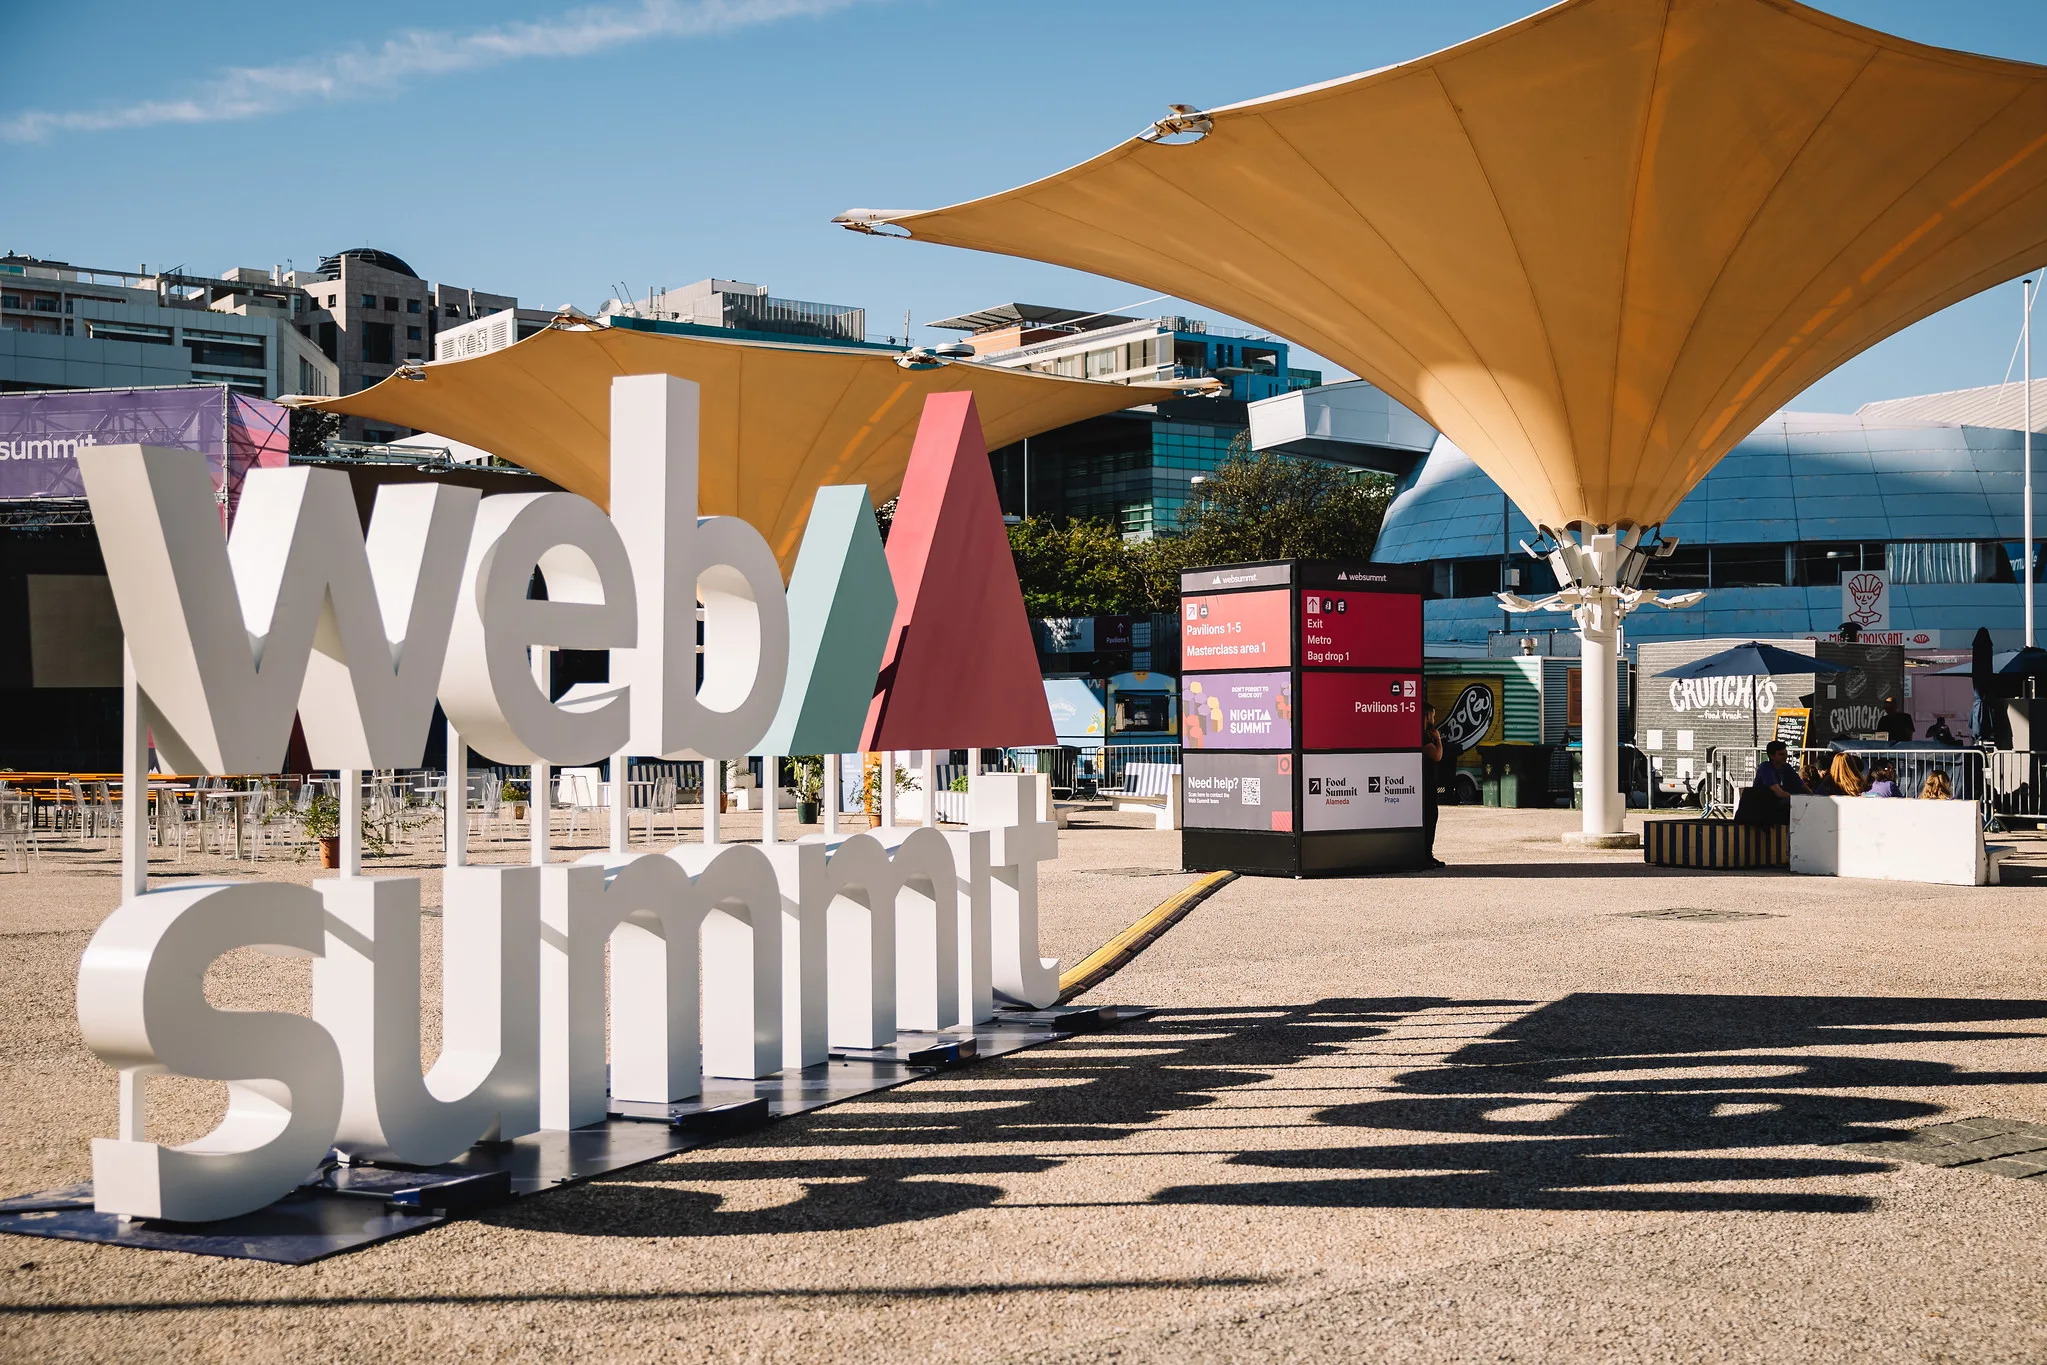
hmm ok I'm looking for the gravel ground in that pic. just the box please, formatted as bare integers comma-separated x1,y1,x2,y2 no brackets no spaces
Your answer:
2,805,2044,1363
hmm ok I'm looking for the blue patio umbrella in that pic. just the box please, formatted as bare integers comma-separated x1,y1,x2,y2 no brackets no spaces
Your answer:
1655,642,1854,746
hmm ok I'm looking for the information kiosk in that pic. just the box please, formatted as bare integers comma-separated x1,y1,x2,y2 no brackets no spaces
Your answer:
1178,559,1427,875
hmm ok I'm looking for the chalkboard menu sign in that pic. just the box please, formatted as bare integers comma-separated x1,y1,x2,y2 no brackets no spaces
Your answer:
1180,559,1426,876
1772,708,1810,751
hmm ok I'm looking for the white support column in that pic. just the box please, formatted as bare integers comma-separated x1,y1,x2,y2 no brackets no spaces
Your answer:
610,749,631,854
446,720,468,868
118,1065,147,1144
705,759,721,845
923,748,939,828
879,750,896,829
824,753,841,836
121,645,147,899
2026,274,2035,650
763,756,779,845
530,648,551,866
1576,595,1620,839
341,767,363,877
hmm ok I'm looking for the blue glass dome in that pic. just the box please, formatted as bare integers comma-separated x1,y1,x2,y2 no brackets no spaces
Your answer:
1373,413,2036,647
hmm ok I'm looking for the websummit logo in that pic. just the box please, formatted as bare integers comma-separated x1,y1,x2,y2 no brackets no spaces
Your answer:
73,378,1062,1223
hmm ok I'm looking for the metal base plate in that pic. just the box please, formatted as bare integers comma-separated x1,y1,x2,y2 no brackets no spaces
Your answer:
0,1006,1153,1264
0,1187,444,1265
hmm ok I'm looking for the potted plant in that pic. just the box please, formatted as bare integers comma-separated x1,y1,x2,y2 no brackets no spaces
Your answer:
789,756,824,825
270,787,417,866
502,778,526,821
281,791,341,867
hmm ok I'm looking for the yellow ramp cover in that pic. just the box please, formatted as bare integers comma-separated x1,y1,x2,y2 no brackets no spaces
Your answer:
838,0,2047,533
299,321,1183,570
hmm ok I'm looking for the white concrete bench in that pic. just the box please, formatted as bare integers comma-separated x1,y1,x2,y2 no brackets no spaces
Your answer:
1106,762,1183,831
1789,795,2001,886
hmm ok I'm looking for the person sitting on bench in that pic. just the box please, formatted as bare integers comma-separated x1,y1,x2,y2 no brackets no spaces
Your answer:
1740,741,1806,824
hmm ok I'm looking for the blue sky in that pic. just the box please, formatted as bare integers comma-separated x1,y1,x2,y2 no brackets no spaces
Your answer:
4,0,2042,412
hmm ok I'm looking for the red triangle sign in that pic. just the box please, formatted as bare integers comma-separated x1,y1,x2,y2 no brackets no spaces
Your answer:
862,392,1054,750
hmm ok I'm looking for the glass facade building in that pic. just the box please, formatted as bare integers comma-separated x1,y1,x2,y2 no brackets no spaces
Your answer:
952,305,1322,537
1371,411,2045,648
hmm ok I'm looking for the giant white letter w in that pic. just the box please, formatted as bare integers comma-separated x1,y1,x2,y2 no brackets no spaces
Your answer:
81,446,479,774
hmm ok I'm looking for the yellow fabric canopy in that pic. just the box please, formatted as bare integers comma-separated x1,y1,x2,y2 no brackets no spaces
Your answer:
299,322,1183,570
838,0,2047,533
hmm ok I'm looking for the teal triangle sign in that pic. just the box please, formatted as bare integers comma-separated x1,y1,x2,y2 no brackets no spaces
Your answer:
754,484,897,756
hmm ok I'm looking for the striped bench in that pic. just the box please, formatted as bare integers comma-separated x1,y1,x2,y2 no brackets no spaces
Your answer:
1643,818,1788,869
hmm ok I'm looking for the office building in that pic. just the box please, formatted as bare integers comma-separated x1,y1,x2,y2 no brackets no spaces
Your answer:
293,248,516,441
934,303,1330,537
0,254,337,402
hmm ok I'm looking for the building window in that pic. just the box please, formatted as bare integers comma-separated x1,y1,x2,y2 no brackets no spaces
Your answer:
1890,541,2017,585
1795,542,1885,586
384,296,399,312
1639,545,1709,589
445,305,461,317
360,293,375,310
185,336,265,369
1446,559,1499,598
1709,545,1788,588
405,325,422,341
407,299,421,314
360,321,395,365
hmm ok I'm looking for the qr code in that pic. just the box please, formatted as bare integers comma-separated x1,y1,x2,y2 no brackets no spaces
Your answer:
1242,777,1261,805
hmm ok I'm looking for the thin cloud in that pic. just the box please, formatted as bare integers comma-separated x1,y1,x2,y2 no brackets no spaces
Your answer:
3,0,877,142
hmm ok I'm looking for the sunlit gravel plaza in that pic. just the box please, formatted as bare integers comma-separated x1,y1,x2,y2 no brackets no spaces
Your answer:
3,806,2046,1363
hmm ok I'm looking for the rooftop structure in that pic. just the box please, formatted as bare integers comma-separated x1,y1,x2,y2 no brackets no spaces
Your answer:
433,307,558,363
0,254,336,402
1857,378,2047,433
607,279,866,346
936,302,1318,405
1248,379,1439,477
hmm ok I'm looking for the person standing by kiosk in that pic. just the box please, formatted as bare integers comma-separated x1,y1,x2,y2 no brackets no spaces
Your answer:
1422,704,1446,868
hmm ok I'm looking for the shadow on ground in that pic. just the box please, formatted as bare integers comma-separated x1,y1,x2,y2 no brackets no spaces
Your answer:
484,993,2047,1239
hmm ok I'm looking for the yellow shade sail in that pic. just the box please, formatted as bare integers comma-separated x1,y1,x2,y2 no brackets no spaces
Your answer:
838,0,2047,533
297,321,1184,571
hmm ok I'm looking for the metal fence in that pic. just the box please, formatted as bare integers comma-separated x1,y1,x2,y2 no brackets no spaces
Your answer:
990,743,1183,798
1699,744,2042,830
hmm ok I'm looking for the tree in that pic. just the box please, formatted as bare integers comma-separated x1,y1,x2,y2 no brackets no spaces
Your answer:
288,407,340,462
1162,443,1395,570
1006,515,1156,617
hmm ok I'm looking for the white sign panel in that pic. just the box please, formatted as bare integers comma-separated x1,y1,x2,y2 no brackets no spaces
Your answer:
1302,752,1423,831
1841,568,1890,633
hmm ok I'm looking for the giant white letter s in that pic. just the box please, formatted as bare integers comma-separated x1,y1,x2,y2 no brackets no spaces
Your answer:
77,884,343,1222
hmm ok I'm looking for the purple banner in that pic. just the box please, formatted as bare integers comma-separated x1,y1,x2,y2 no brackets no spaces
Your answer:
0,386,286,510
1182,670,1293,750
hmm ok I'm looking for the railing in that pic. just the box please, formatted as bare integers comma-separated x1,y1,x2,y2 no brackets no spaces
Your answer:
990,743,1183,799
1100,743,1182,794
1701,744,2037,830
